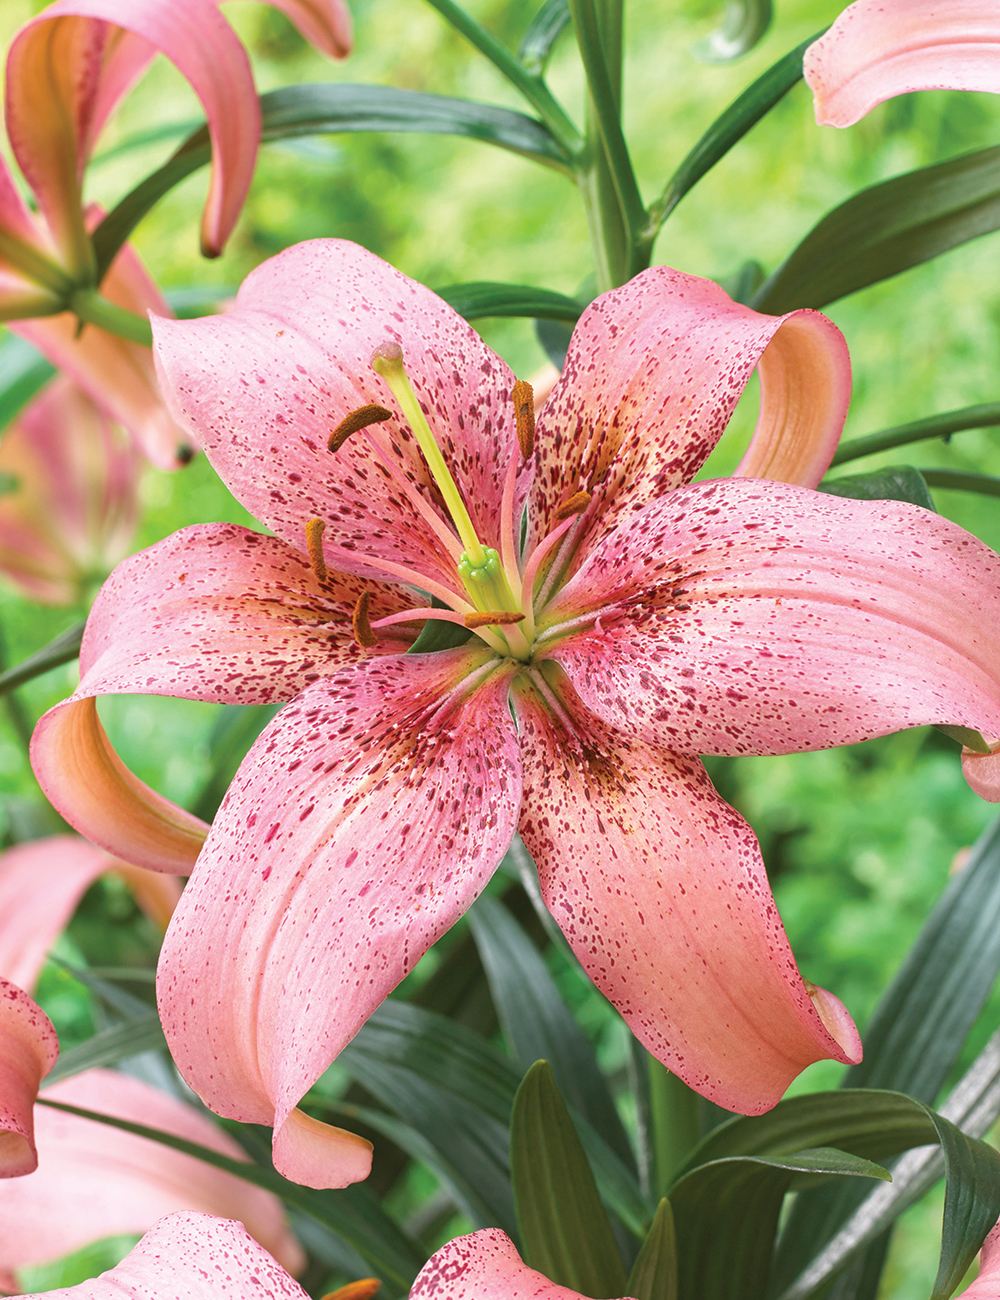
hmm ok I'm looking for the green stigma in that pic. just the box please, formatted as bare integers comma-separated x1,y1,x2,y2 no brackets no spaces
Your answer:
458,546,519,616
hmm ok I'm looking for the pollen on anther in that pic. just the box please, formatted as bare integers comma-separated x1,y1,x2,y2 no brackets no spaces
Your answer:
464,611,526,628
511,379,535,458
555,489,592,520
305,518,327,582
353,590,379,648
329,404,393,452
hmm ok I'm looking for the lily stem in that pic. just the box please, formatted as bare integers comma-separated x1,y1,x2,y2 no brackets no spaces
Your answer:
648,1056,701,1197
832,402,1000,466
70,289,153,347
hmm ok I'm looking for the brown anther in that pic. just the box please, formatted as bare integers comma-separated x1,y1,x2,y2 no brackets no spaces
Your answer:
554,489,592,521
320,1282,381,1300
305,518,327,582
353,590,379,648
464,611,526,629
328,404,393,452
511,379,535,458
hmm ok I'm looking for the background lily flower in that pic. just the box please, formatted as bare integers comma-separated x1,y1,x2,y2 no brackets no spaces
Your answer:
804,1,1000,127
0,379,142,605
0,978,58,1178
32,240,1000,1189
0,1068,304,1288
410,1229,633,1298
16,1211,309,1299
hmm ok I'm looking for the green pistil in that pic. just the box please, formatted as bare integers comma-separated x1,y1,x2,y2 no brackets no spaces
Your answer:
458,547,519,615
372,342,486,566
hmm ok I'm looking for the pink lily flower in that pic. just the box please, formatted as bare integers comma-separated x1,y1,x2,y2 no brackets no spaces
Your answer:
957,1220,1000,1298
15,1211,308,1299
33,239,1000,1188
411,1229,634,1298
0,1068,304,1289
804,1,1000,127
0,378,142,605
0,978,58,1178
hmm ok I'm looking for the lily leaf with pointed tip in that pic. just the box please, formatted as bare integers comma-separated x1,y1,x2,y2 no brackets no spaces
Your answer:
694,0,773,63
819,466,935,510
44,1013,166,1085
627,1198,678,1300
0,334,55,434
434,282,585,322
519,0,571,75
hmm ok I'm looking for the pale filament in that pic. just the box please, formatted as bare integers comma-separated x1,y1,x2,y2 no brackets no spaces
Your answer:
359,427,465,564
517,513,580,644
534,511,586,611
499,432,522,604
372,606,507,655
321,541,469,611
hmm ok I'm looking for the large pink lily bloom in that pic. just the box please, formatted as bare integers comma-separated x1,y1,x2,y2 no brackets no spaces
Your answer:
0,978,58,1178
411,1229,634,1298
0,1068,303,1289
957,1220,1000,1298
15,1211,308,1300
804,1,1000,127
33,240,1000,1188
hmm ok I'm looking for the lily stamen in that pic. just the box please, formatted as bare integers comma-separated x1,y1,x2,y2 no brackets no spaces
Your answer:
555,489,592,521
328,404,392,452
352,591,378,648
511,379,535,459
305,517,327,582
464,611,526,629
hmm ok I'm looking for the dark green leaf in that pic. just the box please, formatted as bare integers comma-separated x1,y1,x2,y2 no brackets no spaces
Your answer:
922,469,1000,498
0,334,55,432
519,0,571,74
0,620,83,697
628,1198,678,1300
44,1013,166,1084
832,402,1000,467
434,281,584,322
753,145,1000,314
511,1062,629,1297
92,85,571,278
819,465,935,510
407,597,473,654
695,0,773,62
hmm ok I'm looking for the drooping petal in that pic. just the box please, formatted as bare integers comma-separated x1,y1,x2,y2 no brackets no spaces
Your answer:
0,1069,303,1281
17,1211,309,1300
267,0,352,58
542,478,1000,770
7,0,259,262
152,240,528,593
513,679,861,1114
11,224,193,470
529,266,850,559
957,1220,1000,1298
157,649,521,1187
804,1,1000,129
0,979,58,1178
411,1229,632,1299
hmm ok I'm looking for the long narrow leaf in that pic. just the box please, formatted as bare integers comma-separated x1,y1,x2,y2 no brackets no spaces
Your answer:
44,1014,166,1084
922,470,1000,498
832,402,1000,467
518,0,571,74
694,0,773,63
433,281,584,322
0,334,55,432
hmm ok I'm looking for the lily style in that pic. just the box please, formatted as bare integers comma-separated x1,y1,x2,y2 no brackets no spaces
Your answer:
410,1229,632,1299
805,0,1000,127
32,240,1000,1190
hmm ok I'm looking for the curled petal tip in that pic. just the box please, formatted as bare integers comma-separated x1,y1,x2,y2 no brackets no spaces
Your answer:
806,983,863,1065
963,745,1000,802
273,1108,373,1189
0,978,58,1178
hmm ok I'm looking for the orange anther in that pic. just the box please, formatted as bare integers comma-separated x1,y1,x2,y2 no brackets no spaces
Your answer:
464,611,526,629
320,1282,381,1300
305,517,327,582
511,379,535,459
554,489,592,521
329,404,393,452
353,590,379,648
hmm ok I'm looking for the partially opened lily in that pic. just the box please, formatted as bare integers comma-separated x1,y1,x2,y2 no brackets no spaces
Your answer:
411,1229,632,1299
33,240,1000,1189
0,978,58,1178
804,1,1000,127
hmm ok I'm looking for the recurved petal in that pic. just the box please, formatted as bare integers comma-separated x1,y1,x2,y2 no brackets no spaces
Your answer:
411,1229,632,1299
804,1,1000,128
0,979,58,1178
958,1220,1000,1298
269,0,352,58
17,1211,309,1299
514,680,861,1114
544,478,1000,769
157,650,521,1187
529,266,850,558
0,1069,303,1280
151,239,527,593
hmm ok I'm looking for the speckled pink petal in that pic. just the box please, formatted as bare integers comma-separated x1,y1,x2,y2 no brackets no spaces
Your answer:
151,240,529,593
411,1228,632,1299
158,649,521,1187
11,225,192,470
514,680,860,1114
543,478,1000,770
804,1,1000,128
529,266,850,559
957,1220,1000,1297
0,1069,303,1281
7,0,258,262
0,979,58,1178
17,1211,309,1299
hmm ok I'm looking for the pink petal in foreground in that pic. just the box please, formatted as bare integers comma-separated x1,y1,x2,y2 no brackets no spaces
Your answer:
514,680,861,1114
0,979,58,1178
804,1,1000,128
958,1220,1000,1298
411,1229,634,1299
158,650,521,1187
17,1211,309,1299
0,1069,303,1282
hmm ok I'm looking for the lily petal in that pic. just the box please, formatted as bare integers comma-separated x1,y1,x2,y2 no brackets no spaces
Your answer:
157,650,521,1186
544,478,1000,769
411,1228,633,1299
17,1211,309,1299
0,979,58,1178
958,1219,1000,1297
0,1069,303,1280
267,0,352,59
514,678,861,1114
530,266,850,556
804,1,1000,128
7,0,259,261
151,240,527,592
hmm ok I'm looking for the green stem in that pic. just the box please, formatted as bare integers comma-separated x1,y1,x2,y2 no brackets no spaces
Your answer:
0,231,76,298
576,108,628,292
421,0,584,156
70,289,153,346
921,469,1000,498
832,402,1000,466
0,620,84,698
648,1057,701,1197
